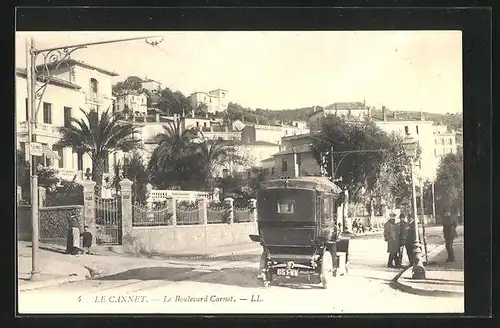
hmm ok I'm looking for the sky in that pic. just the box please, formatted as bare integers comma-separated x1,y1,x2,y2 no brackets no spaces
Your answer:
15,31,462,114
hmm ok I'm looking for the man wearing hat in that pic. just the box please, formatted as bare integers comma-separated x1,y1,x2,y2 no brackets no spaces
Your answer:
384,213,401,268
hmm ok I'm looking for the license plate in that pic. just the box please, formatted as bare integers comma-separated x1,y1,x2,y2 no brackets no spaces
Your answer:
276,268,299,276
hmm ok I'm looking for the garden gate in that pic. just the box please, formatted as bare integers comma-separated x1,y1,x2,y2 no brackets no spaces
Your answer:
95,195,122,244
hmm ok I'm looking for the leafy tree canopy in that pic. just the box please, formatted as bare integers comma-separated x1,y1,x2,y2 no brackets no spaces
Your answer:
112,76,144,95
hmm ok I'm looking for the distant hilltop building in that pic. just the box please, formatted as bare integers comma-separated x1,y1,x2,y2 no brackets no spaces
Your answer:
141,77,162,93
308,101,371,131
189,89,229,114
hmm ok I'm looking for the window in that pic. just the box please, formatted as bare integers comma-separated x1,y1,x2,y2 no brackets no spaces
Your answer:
90,78,98,95
64,107,72,128
441,138,445,145
277,200,295,214
285,130,288,136
448,148,453,154
196,122,199,127
296,153,302,166
77,152,83,171
204,122,207,127
43,102,52,124
416,126,419,135
404,126,409,135
25,98,28,120
434,139,437,145
271,167,275,175
282,157,288,172
449,138,453,145
56,147,64,169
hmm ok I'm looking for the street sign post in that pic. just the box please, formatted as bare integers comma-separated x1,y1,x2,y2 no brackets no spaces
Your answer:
27,142,43,156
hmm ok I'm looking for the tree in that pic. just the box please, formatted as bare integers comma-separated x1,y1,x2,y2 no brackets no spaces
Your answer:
113,152,149,205
195,103,209,117
310,116,399,201
434,153,463,219
157,88,191,116
192,134,242,191
147,119,199,189
56,108,142,195
112,76,144,95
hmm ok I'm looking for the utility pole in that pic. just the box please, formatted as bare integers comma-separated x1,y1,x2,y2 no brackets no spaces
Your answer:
27,37,41,280
420,182,429,263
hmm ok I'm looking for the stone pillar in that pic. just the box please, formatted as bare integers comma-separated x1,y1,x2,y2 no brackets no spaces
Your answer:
224,197,234,224
119,179,133,239
249,198,257,222
167,198,177,226
38,187,46,208
82,180,97,245
198,197,208,225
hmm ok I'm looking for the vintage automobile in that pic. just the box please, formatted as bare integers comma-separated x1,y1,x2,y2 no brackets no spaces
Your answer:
249,177,349,288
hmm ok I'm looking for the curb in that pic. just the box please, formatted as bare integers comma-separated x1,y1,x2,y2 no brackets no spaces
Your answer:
208,245,262,258
391,244,463,298
19,274,88,292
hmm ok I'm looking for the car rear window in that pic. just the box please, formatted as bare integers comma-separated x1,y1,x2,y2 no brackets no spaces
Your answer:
277,200,295,213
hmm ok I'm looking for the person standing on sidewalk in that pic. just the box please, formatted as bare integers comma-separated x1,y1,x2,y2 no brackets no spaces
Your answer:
81,226,93,255
384,213,400,268
442,211,458,262
69,215,83,255
399,214,412,266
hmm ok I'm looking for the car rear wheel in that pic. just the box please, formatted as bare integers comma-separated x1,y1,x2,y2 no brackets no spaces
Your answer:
320,251,334,289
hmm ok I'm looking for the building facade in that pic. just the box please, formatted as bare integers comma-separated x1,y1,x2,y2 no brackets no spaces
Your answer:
115,91,148,116
141,78,162,93
16,60,121,182
308,102,371,132
189,89,229,114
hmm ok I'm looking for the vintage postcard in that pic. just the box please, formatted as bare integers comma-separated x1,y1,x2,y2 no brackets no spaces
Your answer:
16,30,464,314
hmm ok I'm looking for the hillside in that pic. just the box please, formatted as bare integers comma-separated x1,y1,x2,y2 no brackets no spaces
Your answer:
225,102,463,130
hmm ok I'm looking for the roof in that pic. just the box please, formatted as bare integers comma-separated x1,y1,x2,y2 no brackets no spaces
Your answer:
241,141,280,147
325,102,366,111
274,144,312,156
15,68,82,90
260,177,342,194
35,59,119,77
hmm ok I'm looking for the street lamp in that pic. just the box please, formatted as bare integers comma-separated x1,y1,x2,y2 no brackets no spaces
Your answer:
401,134,426,279
24,34,163,280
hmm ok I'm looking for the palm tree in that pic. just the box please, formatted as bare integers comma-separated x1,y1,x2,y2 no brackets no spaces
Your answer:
56,108,141,194
193,132,242,190
147,119,198,189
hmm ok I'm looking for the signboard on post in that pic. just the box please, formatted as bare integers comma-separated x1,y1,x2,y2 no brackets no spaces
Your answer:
28,142,43,156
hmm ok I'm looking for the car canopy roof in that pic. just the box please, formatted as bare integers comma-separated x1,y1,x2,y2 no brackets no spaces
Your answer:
260,177,342,194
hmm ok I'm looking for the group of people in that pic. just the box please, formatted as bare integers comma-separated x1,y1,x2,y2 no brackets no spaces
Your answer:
384,210,459,268
66,215,93,255
384,213,416,268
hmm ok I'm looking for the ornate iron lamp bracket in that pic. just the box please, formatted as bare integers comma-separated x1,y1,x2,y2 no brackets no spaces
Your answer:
32,45,87,119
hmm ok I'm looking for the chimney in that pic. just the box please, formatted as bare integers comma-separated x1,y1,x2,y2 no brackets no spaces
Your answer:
382,106,387,121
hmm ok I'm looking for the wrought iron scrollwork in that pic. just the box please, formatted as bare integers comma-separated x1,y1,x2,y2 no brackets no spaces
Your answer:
32,45,86,118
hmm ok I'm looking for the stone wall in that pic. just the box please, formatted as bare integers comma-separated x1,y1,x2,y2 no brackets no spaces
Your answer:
16,205,84,245
122,222,258,255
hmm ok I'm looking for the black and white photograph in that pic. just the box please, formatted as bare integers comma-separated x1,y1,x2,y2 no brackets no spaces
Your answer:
15,29,466,314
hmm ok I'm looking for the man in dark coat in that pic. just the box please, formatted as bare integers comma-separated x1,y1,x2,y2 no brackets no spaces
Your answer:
399,214,412,266
384,214,400,268
442,211,458,262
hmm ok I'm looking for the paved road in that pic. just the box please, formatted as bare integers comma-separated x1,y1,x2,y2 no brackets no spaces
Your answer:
18,226,464,314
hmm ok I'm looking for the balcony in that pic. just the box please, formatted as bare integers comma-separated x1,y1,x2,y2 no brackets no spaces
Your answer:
17,121,61,138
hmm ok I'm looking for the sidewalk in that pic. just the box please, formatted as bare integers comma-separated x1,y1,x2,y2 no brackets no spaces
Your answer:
394,237,464,297
18,242,90,291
